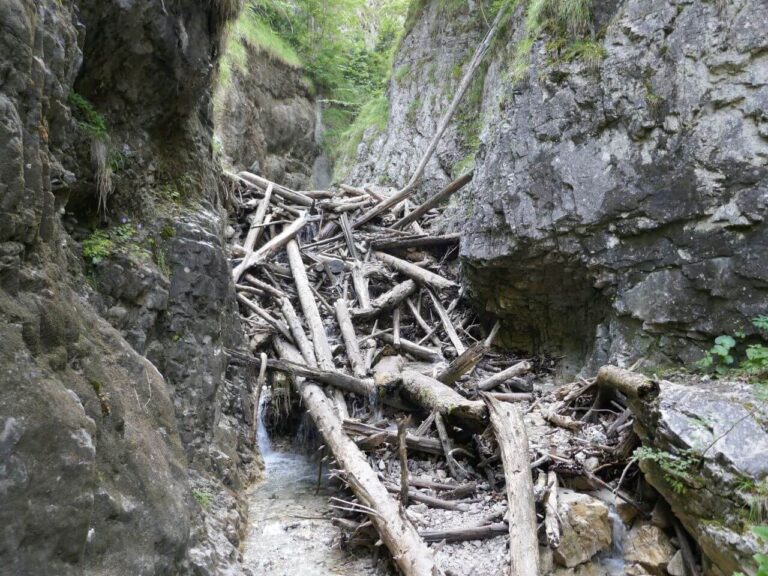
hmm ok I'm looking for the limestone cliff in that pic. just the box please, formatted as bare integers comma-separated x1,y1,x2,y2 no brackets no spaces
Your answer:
0,1,256,573
349,0,768,374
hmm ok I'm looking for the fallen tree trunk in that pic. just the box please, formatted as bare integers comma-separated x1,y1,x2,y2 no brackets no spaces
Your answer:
596,365,660,400
401,370,486,427
233,212,309,281
274,338,443,576
374,251,457,290
392,171,474,230
335,298,366,377
351,280,417,321
343,420,443,456
371,233,461,252
380,333,443,362
436,341,487,385
482,394,540,576
420,522,508,543
476,360,533,391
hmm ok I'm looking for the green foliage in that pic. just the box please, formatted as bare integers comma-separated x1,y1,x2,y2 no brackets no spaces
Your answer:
81,224,135,266
561,40,606,68
68,91,108,139
406,97,423,124
324,92,389,179
698,318,768,378
395,64,411,84
634,446,697,495
82,230,114,265
735,525,768,576
193,489,214,508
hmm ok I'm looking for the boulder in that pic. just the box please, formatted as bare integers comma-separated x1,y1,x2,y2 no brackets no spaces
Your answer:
552,561,609,576
666,550,686,576
630,377,768,574
623,523,676,576
553,490,612,568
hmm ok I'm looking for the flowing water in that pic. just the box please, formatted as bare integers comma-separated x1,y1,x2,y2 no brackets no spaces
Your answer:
598,505,627,575
242,396,381,575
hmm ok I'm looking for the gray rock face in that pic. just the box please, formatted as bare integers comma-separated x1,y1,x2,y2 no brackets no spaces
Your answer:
346,2,485,195
630,378,768,575
215,50,319,190
0,0,254,573
459,0,768,371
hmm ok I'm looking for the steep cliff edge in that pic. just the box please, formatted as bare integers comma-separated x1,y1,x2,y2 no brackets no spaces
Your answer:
349,0,768,374
0,1,256,573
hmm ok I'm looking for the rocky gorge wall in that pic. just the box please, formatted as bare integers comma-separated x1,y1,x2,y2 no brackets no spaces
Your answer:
0,1,258,574
214,46,320,190
349,0,768,375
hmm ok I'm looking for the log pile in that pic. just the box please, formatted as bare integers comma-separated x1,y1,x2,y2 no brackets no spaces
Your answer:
224,170,652,575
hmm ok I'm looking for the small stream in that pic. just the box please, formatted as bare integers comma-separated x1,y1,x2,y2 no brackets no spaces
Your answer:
242,396,381,575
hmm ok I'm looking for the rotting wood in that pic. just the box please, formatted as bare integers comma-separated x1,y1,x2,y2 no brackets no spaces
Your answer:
544,471,561,549
434,412,465,481
274,338,443,576
596,365,660,400
436,341,487,385
374,251,457,290
401,370,486,427
482,394,539,576
476,360,533,391
351,280,417,321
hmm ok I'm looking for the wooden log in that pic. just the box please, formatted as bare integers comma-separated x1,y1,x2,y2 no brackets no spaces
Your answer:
393,305,401,347
374,251,457,290
392,171,474,229
286,240,334,370
237,183,273,277
371,233,461,252
409,478,476,495
236,293,293,342
243,273,287,299
274,339,442,576
351,280,417,321
489,392,535,403
596,365,659,400
281,298,317,367
351,263,371,309
427,290,465,354
343,420,443,456
334,298,366,377
436,341,487,385
398,419,409,506
406,297,442,348
401,370,486,426
237,170,314,207
420,522,508,543
233,213,309,281
435,412,465,481
476,361,533,391
482,394,539,576
251,352,268,445
384,484,468,511
544,471,560,549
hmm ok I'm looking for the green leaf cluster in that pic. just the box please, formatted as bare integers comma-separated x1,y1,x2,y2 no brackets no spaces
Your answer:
68,91,108,139
81,224,135,266
634,446,697,495
698,318,768,378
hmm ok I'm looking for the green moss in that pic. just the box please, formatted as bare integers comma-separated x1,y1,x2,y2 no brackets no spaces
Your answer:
406,97,423,124
193,489,214,508
561,40,606,68
68,91,108,139
394,64,411,84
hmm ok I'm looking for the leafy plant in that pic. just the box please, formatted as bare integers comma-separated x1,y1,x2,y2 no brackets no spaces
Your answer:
698,335,737,373
735,525,768,576
634,446,697,495
193,489,214,508
69,91,108,139
82,230,114,265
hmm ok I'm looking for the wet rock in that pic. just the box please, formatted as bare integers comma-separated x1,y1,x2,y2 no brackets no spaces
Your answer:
630,377,768,574
623,523,676,575
553,490,612,567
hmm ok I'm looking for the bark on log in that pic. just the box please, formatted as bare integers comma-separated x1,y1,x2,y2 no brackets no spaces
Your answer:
596,366,660,400
274,339,442,576
384,484,468,511
476,361,533,391
392,171,474,229
427,290,465,354
281,298,317,367
335,298,366,377
351,280,417,321
401,370,486,426
371,233,461,252
343,420,443,456
436,341,487,385
482,394,539,576
237,170,314,207
544,471,561,549
420,522,508,543
233,213,309,281
374,251,457,290
434,412,465,481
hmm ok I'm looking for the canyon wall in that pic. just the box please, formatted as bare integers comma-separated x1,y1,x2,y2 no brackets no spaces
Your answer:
0,1,257,573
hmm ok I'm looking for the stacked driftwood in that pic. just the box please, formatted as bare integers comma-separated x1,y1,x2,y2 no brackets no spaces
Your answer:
224,170,650,576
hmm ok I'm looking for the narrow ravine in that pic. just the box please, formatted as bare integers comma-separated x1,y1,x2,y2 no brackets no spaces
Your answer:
242,399,386,575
